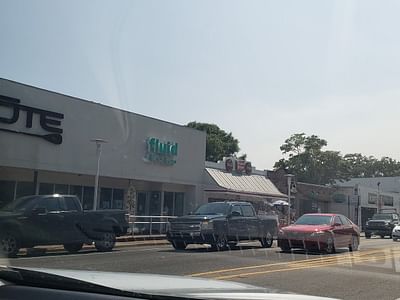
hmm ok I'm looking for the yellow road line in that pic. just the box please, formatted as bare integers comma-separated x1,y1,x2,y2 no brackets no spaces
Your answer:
213,252,400,280
190,247,399,277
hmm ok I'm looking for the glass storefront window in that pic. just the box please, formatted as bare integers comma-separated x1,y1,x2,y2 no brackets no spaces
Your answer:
55,184,69,194
0,180,15,208
163,192,174,215
112,189,124,209
39,183,54,195
150,191,161,215
70,185,83,201
83,186,94,210
175,192,184,216
100,188,112,209
16,181,35,198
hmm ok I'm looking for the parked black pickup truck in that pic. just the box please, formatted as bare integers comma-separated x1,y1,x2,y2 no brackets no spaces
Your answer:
166,201,279,250
365,213,399,239
0,194,129,257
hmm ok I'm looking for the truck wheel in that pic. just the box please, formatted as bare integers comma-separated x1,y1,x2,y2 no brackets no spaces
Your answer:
64,243,83,253
349,235,359,252
365,233,371,239
393,237,398,242
212,234,228,251
94,232,116,252
171,241,186,250
260,232,274,248
0,232,20,258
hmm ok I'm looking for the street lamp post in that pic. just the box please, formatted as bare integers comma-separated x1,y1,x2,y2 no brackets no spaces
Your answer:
377,182,381,213
91,138,107,211
285,174,295,225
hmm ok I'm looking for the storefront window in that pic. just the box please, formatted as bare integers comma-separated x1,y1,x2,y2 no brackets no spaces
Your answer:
175,193,184,216
70,185,83,201
112,189,124,209
39,183,54,195
83,186,94,210
163,192,174,215
55,184,69,194
150,191,161,215
16,181,35,198
0,180,15,208
100,188,112,209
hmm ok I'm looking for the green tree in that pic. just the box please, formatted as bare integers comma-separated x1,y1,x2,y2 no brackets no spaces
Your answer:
186,122,244,162
274,133,346,184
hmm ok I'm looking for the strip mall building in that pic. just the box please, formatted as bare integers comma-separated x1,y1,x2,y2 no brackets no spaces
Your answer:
0,78,286,221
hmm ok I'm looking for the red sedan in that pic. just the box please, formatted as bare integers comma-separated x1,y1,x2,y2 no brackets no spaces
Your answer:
277,213,360,254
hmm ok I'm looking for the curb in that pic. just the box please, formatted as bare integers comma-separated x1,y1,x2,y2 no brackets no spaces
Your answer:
20,239,171,256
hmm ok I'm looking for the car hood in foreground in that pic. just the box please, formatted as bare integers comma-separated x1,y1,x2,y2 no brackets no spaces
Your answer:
13,268,339,300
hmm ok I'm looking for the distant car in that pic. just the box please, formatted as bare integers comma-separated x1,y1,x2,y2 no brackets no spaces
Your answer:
392,224,400,241
278,213,360,254
365,213,399,239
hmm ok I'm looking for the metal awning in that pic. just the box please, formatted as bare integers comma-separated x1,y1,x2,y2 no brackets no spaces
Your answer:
205,168,287,199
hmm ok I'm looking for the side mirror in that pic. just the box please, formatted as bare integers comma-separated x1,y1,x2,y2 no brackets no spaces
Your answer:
32,207,47,215
230,211,241,217
333,223,342,227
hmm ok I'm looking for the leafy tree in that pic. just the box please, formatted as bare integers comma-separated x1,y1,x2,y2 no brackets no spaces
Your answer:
186,122,244,162
275,133,400,184
274,133,346,184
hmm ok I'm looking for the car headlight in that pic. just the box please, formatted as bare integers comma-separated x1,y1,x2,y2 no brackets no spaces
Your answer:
310,231,327,237
278,229,285,236
201,220,213,230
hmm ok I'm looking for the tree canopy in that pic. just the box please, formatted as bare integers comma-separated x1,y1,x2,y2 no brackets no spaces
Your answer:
186,122,245,162
274,133,400,185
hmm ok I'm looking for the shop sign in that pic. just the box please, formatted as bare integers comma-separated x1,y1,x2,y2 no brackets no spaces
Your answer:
0,94,64,145
145,137,178,166
224,157,252,175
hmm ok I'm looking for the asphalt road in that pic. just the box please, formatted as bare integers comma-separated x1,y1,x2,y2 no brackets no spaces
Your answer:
2,237,400,300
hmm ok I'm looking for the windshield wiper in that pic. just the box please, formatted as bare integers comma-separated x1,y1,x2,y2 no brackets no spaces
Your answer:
0,266,195,300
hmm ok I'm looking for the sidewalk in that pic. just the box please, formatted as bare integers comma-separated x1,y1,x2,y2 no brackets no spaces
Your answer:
21,235,170,256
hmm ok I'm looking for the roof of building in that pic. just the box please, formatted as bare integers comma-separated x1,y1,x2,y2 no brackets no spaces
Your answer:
334,177,400,193
205,167,287,198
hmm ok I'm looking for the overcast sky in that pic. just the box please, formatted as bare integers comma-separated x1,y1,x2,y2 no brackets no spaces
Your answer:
1,0,400,169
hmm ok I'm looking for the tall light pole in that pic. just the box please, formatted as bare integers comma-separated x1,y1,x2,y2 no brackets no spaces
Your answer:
377,182,381,213
285,174,295,225
91,138,107,211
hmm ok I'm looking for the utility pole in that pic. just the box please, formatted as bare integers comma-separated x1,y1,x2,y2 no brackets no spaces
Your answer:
285,174,295,225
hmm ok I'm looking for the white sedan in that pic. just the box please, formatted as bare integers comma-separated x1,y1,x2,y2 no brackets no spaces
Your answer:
392,225,400,241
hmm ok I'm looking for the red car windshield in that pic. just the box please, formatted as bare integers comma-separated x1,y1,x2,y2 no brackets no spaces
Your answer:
294,215,333,226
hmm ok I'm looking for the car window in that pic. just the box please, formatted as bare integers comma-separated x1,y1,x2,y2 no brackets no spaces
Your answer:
230,205,243,216
241,205,255,217
63,197,79,211
35,197,61,212
334,216,343,225
339,215,349,225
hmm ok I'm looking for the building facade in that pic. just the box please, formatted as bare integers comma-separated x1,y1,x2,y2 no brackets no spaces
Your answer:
0,78,206,218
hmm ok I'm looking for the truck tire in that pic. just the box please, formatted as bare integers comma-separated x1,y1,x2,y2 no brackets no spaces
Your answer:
365,233,371,239
64,243,83,253
171,241,186,250
94,232,116,252
0,232,20,258
260,232,274,248
393,237,398,242
211,234,228,251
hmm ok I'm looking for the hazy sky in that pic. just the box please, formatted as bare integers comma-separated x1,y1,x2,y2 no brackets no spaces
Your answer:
1,0,400,169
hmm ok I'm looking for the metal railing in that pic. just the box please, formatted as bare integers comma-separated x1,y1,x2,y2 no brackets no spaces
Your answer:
126,215,177,236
